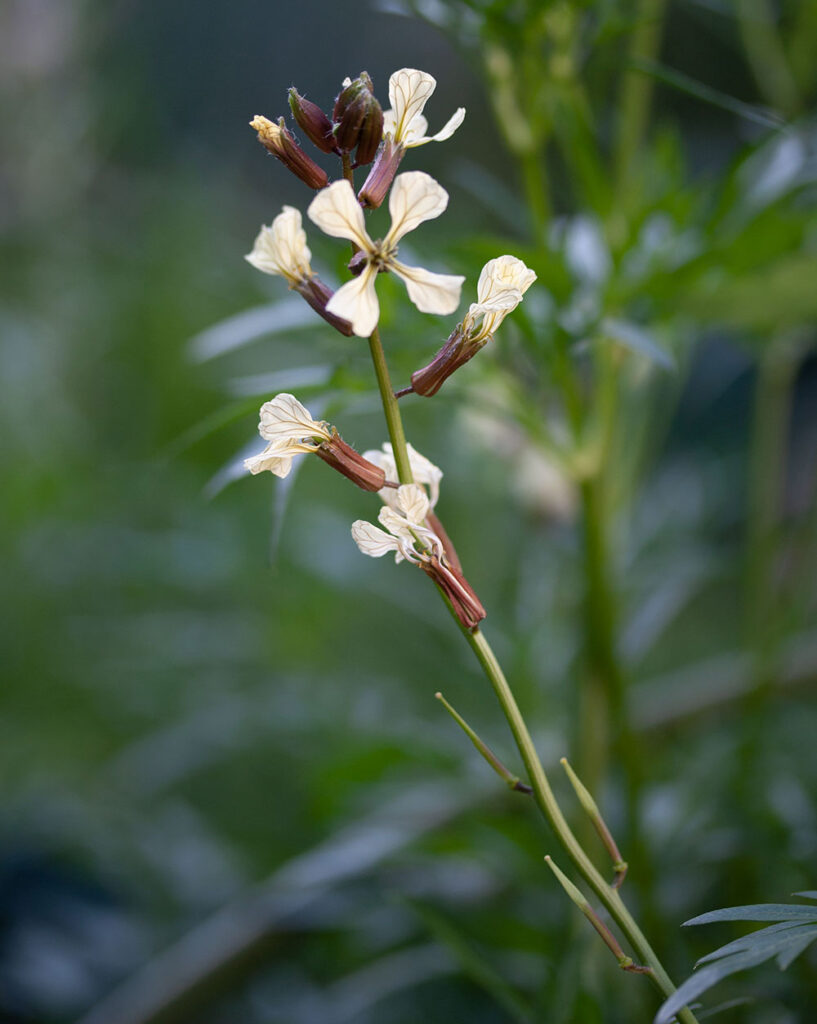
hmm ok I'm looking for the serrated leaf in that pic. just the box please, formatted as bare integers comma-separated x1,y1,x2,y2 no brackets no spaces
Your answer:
685,904,817,925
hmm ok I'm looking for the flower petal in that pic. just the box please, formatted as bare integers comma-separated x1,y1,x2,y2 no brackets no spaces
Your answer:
245,206,312,284
395,483,430,523
388,68,436,141
385,171,449,246
477,255,537,305
391,260,464,316
351,520,404,562
244,443,295,478
307,180,372,252
326,263,380,337
258,393,330,444
423,106,465,144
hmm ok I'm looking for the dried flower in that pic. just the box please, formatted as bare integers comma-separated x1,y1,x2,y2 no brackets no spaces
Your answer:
307,172,464,337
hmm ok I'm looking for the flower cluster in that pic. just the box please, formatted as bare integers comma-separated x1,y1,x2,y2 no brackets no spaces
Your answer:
243,66,539,632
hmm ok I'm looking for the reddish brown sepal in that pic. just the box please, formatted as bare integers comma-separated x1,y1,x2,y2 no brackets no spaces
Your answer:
358,137,404,209
426,511,462,573
410,327,483,397
289,88,337,154
423,555,486,631
315,434,387,492
295,277,354,336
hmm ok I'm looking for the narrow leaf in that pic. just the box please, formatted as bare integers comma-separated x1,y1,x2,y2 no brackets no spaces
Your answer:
685,904,817,925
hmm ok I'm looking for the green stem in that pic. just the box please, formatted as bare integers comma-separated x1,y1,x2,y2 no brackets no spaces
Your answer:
367,327,413,484
464,628,698,1023
614,0,666,195
745,338,800,685
521,149,549,241
365,331,697,1023
735,0,800,116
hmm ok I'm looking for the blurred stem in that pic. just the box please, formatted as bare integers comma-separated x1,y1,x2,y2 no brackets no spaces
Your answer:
368,331,696,1021
745,338,801,694
614,0,666,195
521,148,549,241
735,0,800,115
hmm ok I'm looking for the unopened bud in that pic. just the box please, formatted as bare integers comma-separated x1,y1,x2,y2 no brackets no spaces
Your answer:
315,434,387,491
288,88,337,154
410,326,482,397
358,137,404,209
295,277,354,336
332,72,383,166
250,115,329,190
423,555,486,631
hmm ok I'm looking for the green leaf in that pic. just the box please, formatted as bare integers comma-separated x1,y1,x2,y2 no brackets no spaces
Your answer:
685,904,817,925
656,903,817,1023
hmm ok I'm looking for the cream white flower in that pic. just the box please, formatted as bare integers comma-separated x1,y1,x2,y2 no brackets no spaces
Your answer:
244,393,331,478
245,206,313,287
351,482,487,629
351,484,442,564
362,442,443,509
463,255,537,343
384,68,465,148
307,172,464,337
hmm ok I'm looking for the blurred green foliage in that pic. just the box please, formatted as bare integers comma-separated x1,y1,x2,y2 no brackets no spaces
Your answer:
1,0,816,1022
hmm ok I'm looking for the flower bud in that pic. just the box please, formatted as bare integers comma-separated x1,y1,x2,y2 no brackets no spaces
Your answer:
315,434,387,491
250,115,329,190
294,277,354,336
358,137,404,209
332,72,383,165
409,326,480,397
288,88,337,154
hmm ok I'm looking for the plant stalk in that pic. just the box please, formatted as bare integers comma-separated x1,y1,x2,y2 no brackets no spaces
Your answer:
366,329,698,1023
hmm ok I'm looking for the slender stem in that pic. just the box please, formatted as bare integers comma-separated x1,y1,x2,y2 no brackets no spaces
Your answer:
341,152,354,185
368,327,413,483
521,149,549,241
613,0,666,195
735,0,800,116
366,329,697,1022
465,628,698,1023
